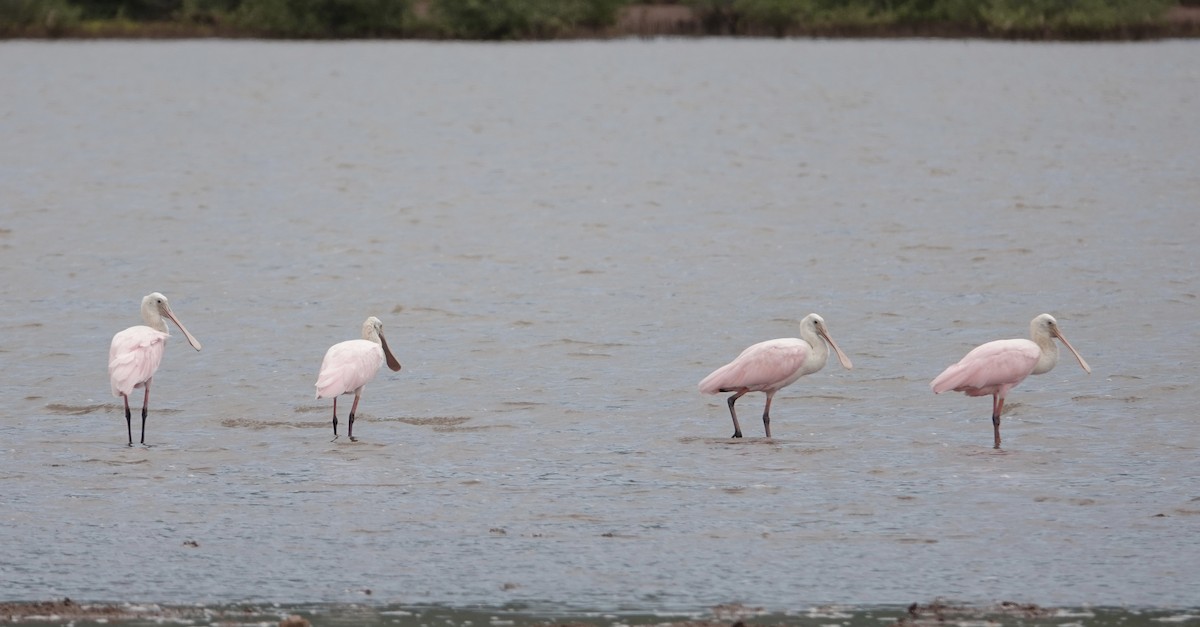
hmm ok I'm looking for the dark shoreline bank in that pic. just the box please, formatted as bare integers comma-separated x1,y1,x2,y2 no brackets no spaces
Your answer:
5,4,1200,40
3,599,1199,627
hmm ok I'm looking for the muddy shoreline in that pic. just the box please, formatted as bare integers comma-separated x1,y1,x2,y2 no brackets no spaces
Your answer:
2,599,1197,627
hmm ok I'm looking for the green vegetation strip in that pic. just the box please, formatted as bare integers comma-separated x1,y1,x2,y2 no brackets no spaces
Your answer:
0,0,1193,40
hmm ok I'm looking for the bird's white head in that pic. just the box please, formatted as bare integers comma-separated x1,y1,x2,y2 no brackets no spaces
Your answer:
141,292,202,351
362,316,384,342
362,316,402,372
1031,313,1057,334
1033,313,1090,374
140,292,167,330
802,313,853,370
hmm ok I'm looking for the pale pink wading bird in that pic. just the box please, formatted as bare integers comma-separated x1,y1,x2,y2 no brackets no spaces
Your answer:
698,313,853,438
930,313,1091,449
108,292,202,446
314,316,402,441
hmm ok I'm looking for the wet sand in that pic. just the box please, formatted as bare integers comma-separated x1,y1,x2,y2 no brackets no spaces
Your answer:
3,599,1191,627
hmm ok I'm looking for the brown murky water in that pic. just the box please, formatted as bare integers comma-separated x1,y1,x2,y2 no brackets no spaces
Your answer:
0,39,1197,614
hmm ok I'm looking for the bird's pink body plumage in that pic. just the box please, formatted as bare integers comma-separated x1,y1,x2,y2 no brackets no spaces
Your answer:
698,338,813,396
108,326,171,398
929,338,1040,399
315,339,385,400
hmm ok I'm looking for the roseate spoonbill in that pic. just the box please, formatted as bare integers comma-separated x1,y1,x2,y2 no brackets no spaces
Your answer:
315,316,402,441
108,292,202,446
698,313,853,438
931,313,1091,448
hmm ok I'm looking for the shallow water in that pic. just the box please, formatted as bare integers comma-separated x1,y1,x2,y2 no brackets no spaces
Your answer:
0,39,1198,613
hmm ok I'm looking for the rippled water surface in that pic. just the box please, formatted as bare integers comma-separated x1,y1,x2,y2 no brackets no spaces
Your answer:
1,39,1198,613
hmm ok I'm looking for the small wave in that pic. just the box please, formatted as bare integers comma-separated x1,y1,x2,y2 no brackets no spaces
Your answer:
1072,394,1141,403
964,447,1015,457
377,416,472,427
805,394,855,401
901,244,953,251
221,418,326,430
83,458,150,466
679,436,794,446
543,338,630,348
432,424,515,433
46,403,182,415
495,402,543,412
45,403,112,415
403,306,467,318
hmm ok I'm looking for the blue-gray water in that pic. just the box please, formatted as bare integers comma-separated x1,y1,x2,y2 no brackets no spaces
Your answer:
0,39,1198,615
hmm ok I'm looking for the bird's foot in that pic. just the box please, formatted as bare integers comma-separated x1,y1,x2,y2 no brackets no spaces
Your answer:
349,436,358,442
731,432,743,438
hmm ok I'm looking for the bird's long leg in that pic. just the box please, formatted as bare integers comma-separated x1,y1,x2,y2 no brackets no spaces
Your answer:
123,394,133,447
722,388,749,438
762,391,775,438
992,394,1004,449
140,379,151,445
331,397,339,440
348,390,362,442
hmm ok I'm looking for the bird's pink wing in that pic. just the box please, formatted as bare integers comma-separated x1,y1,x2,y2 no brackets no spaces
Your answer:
108,326,168,397
930,339,1039,396
315,340,384,399
699,339,809,394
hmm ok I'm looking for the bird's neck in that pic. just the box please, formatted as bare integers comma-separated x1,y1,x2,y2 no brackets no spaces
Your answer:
1032,334,1059,375
801,326,829,364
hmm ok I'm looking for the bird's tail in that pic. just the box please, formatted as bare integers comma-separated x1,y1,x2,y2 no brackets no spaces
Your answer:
930,363,967,394
314,373,341,400
108,352,141,398
697,363,733,395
